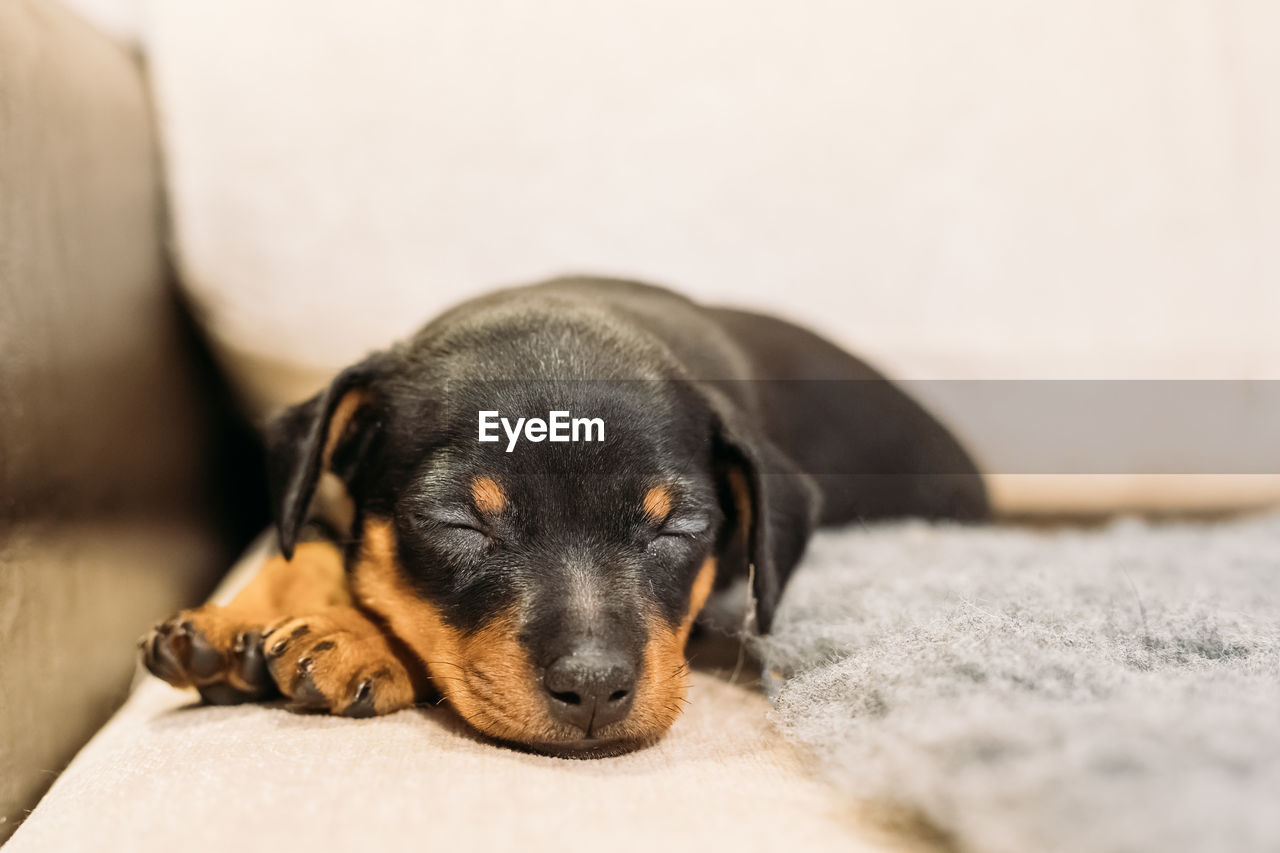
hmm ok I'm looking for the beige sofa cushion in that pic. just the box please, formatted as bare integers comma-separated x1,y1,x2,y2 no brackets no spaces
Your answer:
142,0,1280,386
136,0,1280,514
5,537,904,853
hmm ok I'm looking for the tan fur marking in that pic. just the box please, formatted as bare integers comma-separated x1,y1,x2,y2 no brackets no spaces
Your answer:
470,476,507,516
629,557,717,737
141,540,414,706
351,518,554,740
322,389,371,469
166,543,354,680
352,518,706,747
642,485,673,523
686,556,717,628
226,541,351,618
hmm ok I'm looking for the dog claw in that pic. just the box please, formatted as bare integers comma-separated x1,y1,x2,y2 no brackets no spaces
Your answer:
289,665,328,710
234,630,270,690
343,679,377,718
144,627,189,685
185,630,227,680
266,624,311,660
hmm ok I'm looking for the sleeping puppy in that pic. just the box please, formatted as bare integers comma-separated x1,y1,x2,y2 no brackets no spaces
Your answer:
141,277,986,756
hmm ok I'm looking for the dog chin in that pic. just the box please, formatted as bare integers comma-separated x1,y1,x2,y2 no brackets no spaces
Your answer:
506,734,657,759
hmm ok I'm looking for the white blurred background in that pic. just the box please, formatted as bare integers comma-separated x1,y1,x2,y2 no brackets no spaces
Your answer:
61,0,1280,510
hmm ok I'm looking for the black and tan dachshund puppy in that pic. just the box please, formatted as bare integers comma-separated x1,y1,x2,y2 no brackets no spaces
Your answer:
142,278,986,755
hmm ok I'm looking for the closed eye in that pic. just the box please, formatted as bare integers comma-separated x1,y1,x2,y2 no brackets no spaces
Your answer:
411,510,491,539
436,520,492,554
446,527,490,554
445,521,488,536
657,516,710,537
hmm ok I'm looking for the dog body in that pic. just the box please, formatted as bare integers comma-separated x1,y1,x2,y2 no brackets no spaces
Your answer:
143,278,986,755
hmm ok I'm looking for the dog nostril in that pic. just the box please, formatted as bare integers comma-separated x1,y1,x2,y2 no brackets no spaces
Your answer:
543,647,638,734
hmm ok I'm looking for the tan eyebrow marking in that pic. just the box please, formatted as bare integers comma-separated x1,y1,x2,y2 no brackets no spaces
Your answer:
642,485,673,523
470,476,507,516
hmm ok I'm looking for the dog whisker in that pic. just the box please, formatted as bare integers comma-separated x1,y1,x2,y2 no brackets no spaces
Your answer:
420,659,467,671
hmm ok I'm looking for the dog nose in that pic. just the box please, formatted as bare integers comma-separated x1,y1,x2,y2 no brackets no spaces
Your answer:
543,646,637,734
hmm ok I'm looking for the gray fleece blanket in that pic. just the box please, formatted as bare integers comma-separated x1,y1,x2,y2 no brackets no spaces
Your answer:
751,513,1280,853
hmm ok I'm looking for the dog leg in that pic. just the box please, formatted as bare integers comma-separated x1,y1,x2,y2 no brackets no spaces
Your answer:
140,541,417,715
260,608,417,717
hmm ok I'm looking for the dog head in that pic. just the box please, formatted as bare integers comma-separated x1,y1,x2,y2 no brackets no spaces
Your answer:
263,310,818,755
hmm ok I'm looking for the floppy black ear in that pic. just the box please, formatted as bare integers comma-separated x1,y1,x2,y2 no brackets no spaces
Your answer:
264,356,390,559
702,386,822,634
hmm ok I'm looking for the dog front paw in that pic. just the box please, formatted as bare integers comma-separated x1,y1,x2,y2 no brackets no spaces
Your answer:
262,611,416,717
140,608,276,705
